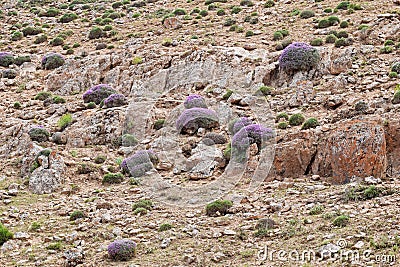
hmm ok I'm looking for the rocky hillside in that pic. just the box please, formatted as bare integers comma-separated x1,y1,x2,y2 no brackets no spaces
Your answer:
1,0,400,266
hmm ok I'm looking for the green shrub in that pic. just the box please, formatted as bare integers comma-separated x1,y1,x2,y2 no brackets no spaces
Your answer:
276,112,289,122
46,242,62,250
52,96,66,104
13,55,30,66
277,122,288,129
0,223,13,245
153,119,165,130
245,30,254,37
205,200,233,216
30,221,41,231
289,113,305,126
336,1,350,10
132,199,153,211
13,102,22,109
34,34,47,44
328,16,340,25
318,19,330,28
300,10,315,19
340,21,349,28
273,31,283,41
133,207,147,215
380,46,393,54
173,8,186,15
259,86,273,96
70,210,85,221
35,91,52,100
301,118,319,130
264,0,275,8
334,37,349,47
310,38,323,46
332,215,349,227
309,205,324,215
102,173,124,184
389,72,398,78
57,113,72,130
11,31,23,41
60,13,78,23
50,37,64,46
231,6,242,14
94,155,107,164
325,34,338,43
159,223,173,231
22,26,42,36
384,39,395,46
88,27,103,39
337,31,348,38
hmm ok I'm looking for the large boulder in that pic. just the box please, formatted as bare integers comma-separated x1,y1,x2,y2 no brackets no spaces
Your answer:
269,131,318,178
29,150,65,194
312,120,386,184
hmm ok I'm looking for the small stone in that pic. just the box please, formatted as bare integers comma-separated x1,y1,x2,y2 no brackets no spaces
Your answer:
223,229,236,236
160,238,171,249
353,241,364,249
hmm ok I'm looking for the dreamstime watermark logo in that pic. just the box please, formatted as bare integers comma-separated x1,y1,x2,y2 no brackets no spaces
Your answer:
124,60,276,207
257,239,396,264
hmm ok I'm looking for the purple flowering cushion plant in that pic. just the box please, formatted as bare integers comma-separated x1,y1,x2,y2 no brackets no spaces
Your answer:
176,107,219,134
278,42,320,72
228,117,253,135
107,239,136,261
231,124,274,162
104,94,128,108
184,94,207,109
82,84,117,104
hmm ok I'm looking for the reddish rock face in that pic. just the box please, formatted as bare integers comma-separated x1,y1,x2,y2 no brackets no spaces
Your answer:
384,118,400,177
312,120,386,184
269,131,318,178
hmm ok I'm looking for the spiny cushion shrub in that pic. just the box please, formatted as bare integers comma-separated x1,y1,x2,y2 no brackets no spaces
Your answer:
102,173,124,184
206,200,233,216
392,84,400,104
14,55,31,66
28,126,50,142
121,150,158,178
88,27,103,39
176,108,219,134
41,53,65,70
82,84,117,104
60,13,78,23
132,199,153,211
121,134,138,147
391,62,400,73
228,117,253,135
104,94,127,108
300,10,315,19
34,91,52,100
22,26,42,36
70,210,85,221
0,223,13,246
289,113,305,126
108,239,136,261
184,94,207,109
279,42,320,72
231,124,274,160
0,52,14,67
301,118,319,130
